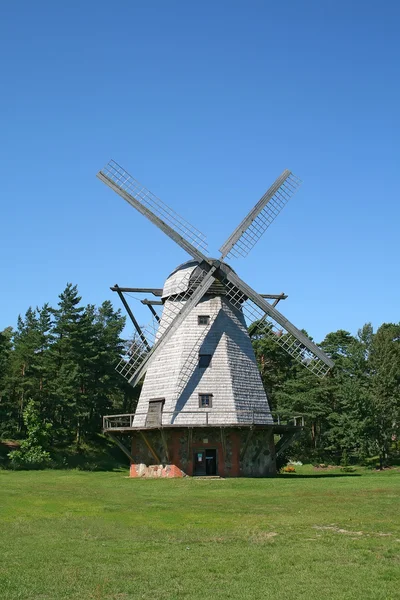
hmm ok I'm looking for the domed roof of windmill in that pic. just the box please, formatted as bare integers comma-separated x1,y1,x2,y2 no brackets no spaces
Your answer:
162,260,235,299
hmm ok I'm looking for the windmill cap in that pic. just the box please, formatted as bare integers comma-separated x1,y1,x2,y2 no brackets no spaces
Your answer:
162,259,235,300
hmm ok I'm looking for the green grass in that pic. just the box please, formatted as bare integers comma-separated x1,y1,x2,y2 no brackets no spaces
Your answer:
0,467,399,599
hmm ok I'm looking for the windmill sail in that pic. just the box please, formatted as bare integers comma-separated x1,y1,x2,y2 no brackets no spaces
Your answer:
100,159,334,381
98,160,208,262
220,269,333,377
219,170,301,260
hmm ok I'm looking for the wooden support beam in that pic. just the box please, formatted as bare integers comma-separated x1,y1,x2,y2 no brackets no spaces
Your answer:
141,299,163,306
220,428,226,459
142,300,161,323
110,287,163,296
107,433,135,463
260,293,288,301
112,284,151,351
251,430,271,462
251,445,263,462
240,427,254,462
272,293,287,308
159,428,170,462
275,431,302,458
139,430,161,463
187,427,193,457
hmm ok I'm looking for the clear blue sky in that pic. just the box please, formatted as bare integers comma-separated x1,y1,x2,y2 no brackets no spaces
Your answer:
1,0,399,342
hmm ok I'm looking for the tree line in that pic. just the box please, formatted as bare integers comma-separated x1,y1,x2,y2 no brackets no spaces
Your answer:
0,283,399,467
252,323,400,467
0,284,137,450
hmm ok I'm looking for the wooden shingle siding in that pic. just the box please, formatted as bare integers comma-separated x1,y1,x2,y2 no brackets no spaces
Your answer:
133,263,273,427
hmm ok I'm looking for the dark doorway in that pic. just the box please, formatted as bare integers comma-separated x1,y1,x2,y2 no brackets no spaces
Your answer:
193,449,217,476
205,449,217,475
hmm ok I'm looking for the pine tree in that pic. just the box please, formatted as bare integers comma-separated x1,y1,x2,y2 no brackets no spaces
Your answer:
47,283,84,443
367,323,400,467
0,327,14,437
9,308,43,432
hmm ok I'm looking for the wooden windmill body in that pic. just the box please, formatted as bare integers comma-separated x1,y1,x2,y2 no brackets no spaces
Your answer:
98,161,333,477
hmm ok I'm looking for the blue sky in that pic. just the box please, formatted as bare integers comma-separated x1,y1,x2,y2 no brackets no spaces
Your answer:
1,0,399,342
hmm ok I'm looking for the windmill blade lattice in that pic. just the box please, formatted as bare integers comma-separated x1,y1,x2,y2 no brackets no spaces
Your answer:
99,159,334,383
219,170,301,260
98,160,208,261
220,273,333,378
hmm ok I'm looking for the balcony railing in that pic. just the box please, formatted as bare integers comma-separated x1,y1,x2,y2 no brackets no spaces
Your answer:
103,411,305,430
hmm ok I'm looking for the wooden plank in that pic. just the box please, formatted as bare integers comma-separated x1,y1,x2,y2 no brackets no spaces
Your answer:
139,431,161,463
107,433,135,462
275,431,302,458
145,399,164,427
187,427,193,457
110,287,163,296
160,429,170,462
220,428,226,459
239,427,254,461
141,299,163,305
142,301,161,323
113,285,151,351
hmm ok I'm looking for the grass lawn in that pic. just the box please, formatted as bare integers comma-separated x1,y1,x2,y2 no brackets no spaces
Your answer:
0,466,399,599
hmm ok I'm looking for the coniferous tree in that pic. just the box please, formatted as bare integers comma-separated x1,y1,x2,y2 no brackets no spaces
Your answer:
0,327,14,437
9,308,44,432
47,283,84,443
366,323,400,467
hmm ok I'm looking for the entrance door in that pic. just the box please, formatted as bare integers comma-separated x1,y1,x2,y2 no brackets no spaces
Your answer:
193,451,206,475
145,399,164,427
193,449,217,476
205,449,217,475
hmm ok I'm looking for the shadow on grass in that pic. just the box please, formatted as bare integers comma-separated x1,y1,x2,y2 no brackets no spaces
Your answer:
277,473,361,479
51,443,129,472
1,436,129,473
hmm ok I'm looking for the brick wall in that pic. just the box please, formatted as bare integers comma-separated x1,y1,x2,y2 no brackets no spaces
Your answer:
128,427,276,478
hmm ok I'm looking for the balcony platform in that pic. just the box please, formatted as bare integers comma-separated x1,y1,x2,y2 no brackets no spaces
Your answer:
103,411,304,434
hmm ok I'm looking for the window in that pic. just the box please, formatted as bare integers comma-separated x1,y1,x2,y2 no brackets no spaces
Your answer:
198,315,210,325
199,393,213,408
198,354,212,368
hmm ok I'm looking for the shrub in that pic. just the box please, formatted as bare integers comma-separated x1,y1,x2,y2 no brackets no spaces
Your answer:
8,447,52,470
8,400,52,470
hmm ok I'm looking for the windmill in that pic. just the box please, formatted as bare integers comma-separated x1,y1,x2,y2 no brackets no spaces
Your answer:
99,160,333,478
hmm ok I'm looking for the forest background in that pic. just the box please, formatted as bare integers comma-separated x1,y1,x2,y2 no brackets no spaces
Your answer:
0,283,399,469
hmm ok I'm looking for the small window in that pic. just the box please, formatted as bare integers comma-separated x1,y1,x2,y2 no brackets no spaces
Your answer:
198,315,210,325
198,354,212,369
199,393,213,408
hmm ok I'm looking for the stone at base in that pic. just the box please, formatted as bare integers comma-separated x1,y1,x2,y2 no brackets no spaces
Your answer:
130,463,186,478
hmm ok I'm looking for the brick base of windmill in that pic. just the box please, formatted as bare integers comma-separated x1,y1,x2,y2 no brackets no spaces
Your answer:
103,416,304,478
